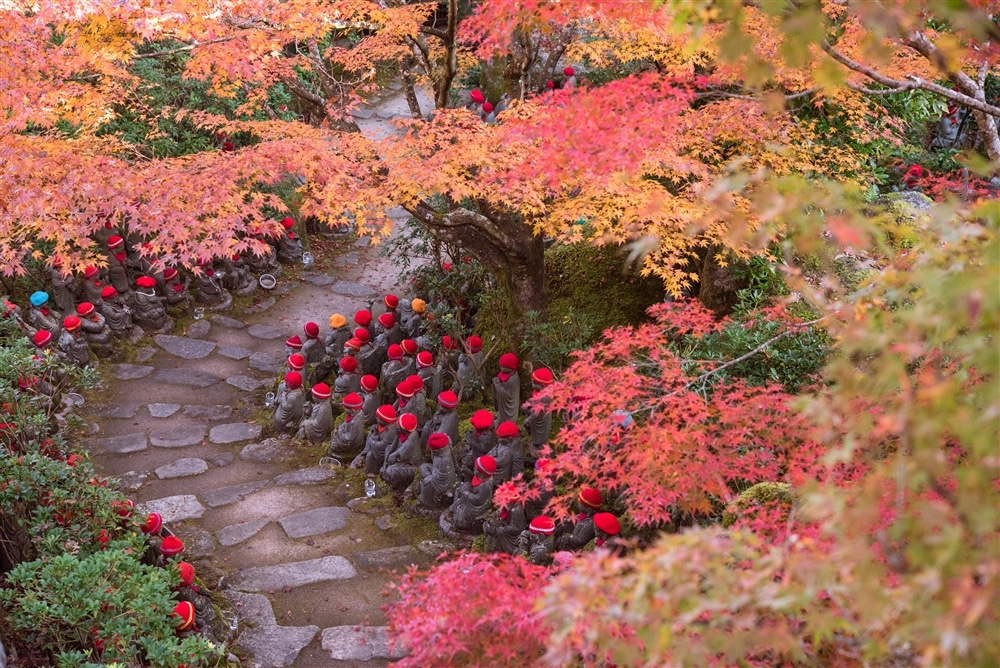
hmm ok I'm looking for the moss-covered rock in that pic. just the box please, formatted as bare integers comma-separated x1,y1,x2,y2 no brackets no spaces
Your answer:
722,482,793,528
873,191,933,250
832,255,877,293
874,191,934,219
545,242,665,332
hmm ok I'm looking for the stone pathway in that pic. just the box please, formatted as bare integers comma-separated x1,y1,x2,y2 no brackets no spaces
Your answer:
80,86,444,668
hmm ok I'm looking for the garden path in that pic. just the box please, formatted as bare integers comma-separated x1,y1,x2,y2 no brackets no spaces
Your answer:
80,85,444,668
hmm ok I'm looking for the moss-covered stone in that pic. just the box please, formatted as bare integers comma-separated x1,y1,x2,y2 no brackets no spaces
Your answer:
872,191,933,250
832,255,877,294
545,242,665,332
722,482,793,528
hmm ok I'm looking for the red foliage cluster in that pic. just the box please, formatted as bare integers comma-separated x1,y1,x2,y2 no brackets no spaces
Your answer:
511,300,832,527
897,163,997,201
388,553,555,667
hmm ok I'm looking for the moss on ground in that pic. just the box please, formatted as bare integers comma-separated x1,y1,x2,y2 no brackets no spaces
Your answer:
722,482,793,528
545,242,665,332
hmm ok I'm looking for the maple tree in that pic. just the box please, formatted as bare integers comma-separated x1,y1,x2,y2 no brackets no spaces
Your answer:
2,0,997,326
389,182,999,666
0,0,997,665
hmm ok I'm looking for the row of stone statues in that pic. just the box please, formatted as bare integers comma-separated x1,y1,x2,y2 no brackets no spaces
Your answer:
262,293,624,563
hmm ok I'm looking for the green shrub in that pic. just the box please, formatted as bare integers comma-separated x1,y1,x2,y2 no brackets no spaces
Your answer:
0,317,225,667
2,549,224,667
678,315,829,394
521,309,598,374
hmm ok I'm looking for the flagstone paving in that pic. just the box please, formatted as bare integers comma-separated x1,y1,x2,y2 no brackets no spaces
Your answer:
79,86,439,668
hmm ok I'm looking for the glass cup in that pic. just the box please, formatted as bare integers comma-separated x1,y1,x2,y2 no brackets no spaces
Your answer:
193,307,205,320
264,391,276,407
301,251,314,267
365,478,376,498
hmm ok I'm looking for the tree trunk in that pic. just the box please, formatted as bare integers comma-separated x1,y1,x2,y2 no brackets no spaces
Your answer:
401,58,423,119
698,246,748,317
405,201,547,344
434,0,459,110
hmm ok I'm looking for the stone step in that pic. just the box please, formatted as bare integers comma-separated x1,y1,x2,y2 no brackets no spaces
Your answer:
155,457,208,479
278,507,350,539
138,494,206,522
226,556,358,592
218,519,270,547
321,626,404,662
111,364,155,380
154,334,217,359
89,432,147,454
209,422,263,444
224,591,318,668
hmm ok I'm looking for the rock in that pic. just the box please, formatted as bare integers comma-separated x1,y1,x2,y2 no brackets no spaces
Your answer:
217,520,270,547
223,591,318,668
185,320,211,339
353,545,421,571
249,352,283,373
346,497,384,515
135,346,157,363
874,190,934,216
155,458,209,479
89,432,147,454
154,334,217,359
350,106,375,120
210,423,263,444
154,368,221,388
244,297,276,314
201,480,268,508
183,405,233,421
112,364,155,380
376,109,395,120
300,274,336,287
226,375,263,392
116,469,148,491
150,425,206,448
205,452,235,468
354,237,371,248
240,439,293,463
272,282,294,296
210,314,246,329
227,556,357,592
278,507,350,539
217,345,253,360
148,403,181,418
273,467,336,486
247,324,284,340
375,514,395,531
138,494,206,522
321,626,404,661
184,530,216,558
330,280,376,297
92,403,141,419
333,252,359,268
416,539,452,556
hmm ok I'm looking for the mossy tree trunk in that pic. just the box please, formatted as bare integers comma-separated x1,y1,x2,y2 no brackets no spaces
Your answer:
405,200,547,345
697,245,749,317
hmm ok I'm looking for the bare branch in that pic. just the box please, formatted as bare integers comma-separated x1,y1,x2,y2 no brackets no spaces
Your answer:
695,86,820,102
662,315,829,398
134,36,237,59
845,82,912,95
822,41,1000,118
419,25,448,40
